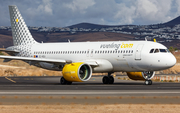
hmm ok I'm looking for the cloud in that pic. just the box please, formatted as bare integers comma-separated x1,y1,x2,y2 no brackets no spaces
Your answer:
114,3,136,25
64,0,95,13
37,0,53,15
175,0,180,16
0,0,180,27
134,0,173,24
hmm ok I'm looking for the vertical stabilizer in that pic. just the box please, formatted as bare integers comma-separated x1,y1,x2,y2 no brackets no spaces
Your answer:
9,5,37,46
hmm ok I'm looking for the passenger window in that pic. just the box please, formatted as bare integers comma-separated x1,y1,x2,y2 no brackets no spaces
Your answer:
150,49,154,53
154,49,159,53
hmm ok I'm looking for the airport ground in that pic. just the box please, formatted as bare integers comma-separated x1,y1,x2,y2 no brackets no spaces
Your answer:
0,76,180,113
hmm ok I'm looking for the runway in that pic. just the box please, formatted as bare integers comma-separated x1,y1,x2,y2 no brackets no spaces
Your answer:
0,76,180,104
0,76,180,96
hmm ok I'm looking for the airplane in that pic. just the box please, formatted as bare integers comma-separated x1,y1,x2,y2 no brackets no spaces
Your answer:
0,5,176,85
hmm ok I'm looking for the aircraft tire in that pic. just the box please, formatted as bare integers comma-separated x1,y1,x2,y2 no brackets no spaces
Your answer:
102,76,109,84
148,80,152,85
108,76,114,84
60,77,67,85
67,81,72,85
144,80,152,85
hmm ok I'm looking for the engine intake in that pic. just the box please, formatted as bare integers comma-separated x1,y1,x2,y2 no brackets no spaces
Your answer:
127,71,155,80
62,62,92,82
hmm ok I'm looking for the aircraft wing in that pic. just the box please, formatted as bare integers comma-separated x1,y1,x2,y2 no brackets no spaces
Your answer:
0,55,70,64
0,55,99,67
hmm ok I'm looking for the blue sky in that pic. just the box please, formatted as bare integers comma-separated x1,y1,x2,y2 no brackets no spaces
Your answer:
0,0,180,27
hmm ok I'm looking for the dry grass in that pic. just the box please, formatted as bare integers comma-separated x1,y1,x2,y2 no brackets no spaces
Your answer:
0,104,180,113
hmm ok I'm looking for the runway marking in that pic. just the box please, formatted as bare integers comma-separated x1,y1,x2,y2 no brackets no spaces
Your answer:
5,77,16,83
0,91,180,95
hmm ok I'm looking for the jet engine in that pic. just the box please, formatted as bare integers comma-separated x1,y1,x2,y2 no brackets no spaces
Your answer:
62,62,92,82
126,71,155,80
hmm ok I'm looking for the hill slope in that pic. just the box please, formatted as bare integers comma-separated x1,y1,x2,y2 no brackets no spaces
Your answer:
163,16,180,26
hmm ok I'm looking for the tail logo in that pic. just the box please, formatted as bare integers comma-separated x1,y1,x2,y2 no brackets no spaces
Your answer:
16,19,18,22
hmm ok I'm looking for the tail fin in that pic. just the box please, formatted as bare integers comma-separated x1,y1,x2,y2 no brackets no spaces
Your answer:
9,5,38,46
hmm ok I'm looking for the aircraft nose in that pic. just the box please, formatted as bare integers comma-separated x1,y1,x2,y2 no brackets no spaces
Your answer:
166,54,176,68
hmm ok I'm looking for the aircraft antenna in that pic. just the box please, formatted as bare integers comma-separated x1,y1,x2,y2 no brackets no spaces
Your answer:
145,38,147,41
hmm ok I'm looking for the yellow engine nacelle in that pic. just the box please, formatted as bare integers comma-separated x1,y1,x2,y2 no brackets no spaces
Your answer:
127,71,155,80
62,62,92,82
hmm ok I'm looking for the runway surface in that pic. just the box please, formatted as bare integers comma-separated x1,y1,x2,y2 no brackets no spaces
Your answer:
0,76,180,104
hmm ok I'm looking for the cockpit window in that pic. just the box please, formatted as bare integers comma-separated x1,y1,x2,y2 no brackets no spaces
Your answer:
150,48,169,53
166,49,170,53
154,49,159,53
159,49,167,53
150,49,154,53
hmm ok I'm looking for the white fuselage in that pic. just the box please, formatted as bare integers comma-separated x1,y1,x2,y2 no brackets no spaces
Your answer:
11,41,176,73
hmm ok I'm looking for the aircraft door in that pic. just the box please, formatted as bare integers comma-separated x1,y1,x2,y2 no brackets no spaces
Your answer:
135,44,144,60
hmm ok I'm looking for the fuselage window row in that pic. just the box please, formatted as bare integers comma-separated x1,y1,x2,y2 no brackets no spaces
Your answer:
34,50,133,55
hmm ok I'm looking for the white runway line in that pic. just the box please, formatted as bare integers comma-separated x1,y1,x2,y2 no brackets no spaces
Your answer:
0,90,180,95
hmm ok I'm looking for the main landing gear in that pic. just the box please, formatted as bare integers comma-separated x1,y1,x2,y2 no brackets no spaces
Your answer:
144,80,152,85
102,72,114,84
60,77,72,85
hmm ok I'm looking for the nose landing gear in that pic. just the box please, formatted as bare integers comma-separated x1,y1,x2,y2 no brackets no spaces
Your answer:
144,80,152,85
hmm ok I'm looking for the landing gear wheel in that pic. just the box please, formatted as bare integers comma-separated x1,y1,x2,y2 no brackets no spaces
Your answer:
102,76,114,84
144,80,152,85
60,77,67,85
102,76,109,84
108,76,114,84
67,81,72,85
60,77,72,85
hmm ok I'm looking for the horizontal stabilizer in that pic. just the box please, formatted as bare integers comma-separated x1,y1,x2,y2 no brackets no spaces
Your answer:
0,49,19,55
